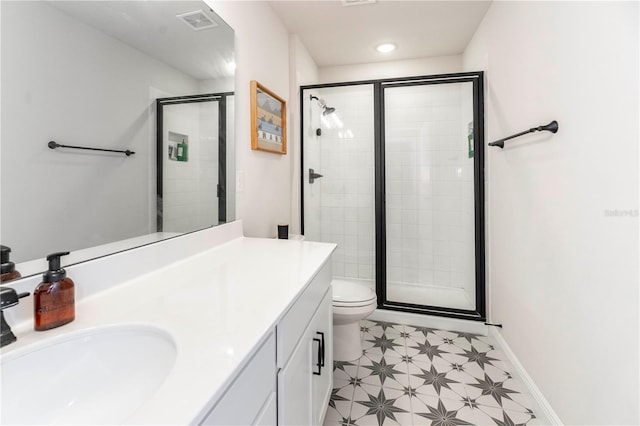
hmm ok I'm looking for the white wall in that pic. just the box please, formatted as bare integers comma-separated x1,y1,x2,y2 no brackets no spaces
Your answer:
208,1,291,238
463,2,639,424
319,55,462,84
1,1,199,263
289,35,320,235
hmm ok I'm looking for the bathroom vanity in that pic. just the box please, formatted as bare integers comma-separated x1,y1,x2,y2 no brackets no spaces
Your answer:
0,221,336,425
202,257,333,426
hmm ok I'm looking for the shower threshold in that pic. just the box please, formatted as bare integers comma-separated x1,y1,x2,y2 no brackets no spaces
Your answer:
387,281,474,311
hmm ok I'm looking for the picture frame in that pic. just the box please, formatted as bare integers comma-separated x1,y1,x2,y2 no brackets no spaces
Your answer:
251,80,287,154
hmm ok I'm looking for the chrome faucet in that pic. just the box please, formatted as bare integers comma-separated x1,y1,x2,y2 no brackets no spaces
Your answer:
1,287,29,347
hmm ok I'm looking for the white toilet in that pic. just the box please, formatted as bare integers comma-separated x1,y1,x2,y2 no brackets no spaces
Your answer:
332,279,377,362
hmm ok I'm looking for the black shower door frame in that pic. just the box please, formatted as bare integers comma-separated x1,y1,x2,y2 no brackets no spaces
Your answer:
300,71,485,322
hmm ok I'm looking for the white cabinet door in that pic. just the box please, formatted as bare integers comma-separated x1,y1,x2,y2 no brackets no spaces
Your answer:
278,325,313,426
278,287,333,426
311,288,333,426
276,263,333,426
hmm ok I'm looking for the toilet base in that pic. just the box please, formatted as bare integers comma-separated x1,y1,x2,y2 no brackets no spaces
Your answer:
333,322,364,362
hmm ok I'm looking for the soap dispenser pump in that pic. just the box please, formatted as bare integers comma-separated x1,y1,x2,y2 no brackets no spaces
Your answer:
0,245,21,283
34,251,75,331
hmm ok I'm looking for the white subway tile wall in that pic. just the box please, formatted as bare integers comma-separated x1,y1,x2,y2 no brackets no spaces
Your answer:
304,85,376,282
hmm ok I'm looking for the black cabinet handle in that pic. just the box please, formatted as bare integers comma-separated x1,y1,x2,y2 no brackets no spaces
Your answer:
312,338,322,375
317,331,325,367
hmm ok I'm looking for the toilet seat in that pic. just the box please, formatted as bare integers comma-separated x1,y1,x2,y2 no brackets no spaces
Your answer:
332,280,376,307
333,298,377,308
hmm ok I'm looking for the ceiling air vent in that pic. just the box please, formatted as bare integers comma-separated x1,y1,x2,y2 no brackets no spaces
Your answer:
341,0,376,6
176,10,218,31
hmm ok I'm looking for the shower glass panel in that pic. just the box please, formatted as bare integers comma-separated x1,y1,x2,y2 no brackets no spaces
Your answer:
383,82,477,311
302,85,376,288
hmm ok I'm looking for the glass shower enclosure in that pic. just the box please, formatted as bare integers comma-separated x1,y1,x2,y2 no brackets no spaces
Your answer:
302,72,485,321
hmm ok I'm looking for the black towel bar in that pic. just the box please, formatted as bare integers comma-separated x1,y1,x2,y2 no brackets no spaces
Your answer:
488,120,558,149
48,141,135,156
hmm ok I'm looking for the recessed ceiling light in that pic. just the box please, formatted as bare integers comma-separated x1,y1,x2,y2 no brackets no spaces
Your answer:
376,43,396,53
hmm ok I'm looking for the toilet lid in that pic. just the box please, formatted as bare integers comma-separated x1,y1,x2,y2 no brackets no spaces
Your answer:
332,280,376,304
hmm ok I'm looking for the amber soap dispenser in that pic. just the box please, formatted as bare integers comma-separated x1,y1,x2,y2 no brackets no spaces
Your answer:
34,251,75,331
0,245,21,282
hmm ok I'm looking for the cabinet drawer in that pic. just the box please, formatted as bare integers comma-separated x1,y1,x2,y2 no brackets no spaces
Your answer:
201,331,276,425
277,261,331,368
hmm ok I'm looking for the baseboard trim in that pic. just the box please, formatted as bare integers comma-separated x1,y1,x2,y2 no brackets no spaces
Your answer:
369,309,489,335
488,328,563,425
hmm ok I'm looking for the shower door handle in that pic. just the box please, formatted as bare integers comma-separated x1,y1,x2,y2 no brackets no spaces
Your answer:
309,168,324,184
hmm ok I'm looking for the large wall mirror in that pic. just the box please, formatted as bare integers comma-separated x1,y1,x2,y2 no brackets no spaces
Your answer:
1,1,235,279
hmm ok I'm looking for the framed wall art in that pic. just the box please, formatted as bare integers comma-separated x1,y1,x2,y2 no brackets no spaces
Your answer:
250,80,286,154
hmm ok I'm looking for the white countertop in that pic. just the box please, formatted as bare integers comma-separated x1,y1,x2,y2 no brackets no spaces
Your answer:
2,225,336,424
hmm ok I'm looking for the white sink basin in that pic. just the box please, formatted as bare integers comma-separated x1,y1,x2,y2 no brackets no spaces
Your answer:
1,325,177,425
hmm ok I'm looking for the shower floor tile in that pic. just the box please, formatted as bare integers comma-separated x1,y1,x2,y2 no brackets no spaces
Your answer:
324,320,539,426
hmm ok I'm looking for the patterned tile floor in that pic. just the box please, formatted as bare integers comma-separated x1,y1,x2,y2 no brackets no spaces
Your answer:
324,320,541,426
